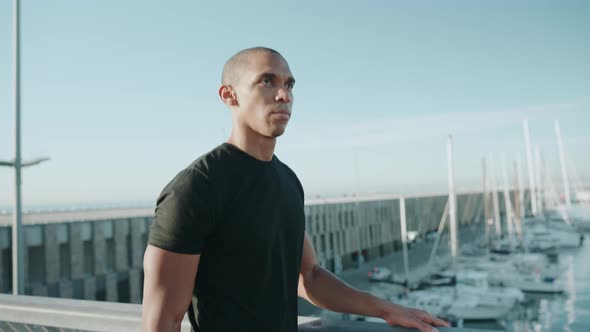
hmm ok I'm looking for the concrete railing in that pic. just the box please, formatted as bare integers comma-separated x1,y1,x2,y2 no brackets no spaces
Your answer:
0,294,500,332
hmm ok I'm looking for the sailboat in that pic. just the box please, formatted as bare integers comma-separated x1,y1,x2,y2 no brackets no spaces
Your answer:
393,136,517,321
393,287,514,321
522,218,583,249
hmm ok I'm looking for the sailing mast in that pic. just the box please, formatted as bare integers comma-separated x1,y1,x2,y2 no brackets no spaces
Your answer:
513,160,523,242
555,120,572,207
534,146,544,215
399,197,410,284
447,135,458,261
501,154,515,249
490,155,502,240
516,153,526,219
482,157,492,246
523,120,538,216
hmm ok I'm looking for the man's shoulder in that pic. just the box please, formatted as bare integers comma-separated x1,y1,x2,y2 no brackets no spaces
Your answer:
185,143,231,177
275,157,297,178
274,157,304,199
162,144,231,193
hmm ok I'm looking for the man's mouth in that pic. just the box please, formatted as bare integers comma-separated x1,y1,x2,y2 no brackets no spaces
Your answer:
271,110,291,119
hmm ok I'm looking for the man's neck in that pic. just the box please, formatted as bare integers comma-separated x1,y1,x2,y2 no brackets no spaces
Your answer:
226,129,276,162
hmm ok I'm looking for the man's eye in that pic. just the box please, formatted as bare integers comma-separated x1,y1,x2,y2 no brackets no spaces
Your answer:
262,78,272,85
286,82,294,89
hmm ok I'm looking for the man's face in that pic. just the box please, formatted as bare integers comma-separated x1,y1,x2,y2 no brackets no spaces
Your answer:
232,51,295,138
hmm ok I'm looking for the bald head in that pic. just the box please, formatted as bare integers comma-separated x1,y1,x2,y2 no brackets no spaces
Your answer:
221,47,284,85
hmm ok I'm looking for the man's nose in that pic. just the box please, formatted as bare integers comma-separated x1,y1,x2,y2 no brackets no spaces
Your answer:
275,87,292,103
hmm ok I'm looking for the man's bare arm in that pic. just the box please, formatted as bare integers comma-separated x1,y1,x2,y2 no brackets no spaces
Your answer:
298,233,448,332
142,244,199,332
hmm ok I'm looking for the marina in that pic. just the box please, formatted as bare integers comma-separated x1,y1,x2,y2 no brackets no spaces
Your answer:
304,216,590,331
301,132,590,331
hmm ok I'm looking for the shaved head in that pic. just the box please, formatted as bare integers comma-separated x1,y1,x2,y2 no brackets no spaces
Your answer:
221,47,284,85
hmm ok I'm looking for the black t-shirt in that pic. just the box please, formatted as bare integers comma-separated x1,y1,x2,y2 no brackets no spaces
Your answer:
148,143,306,332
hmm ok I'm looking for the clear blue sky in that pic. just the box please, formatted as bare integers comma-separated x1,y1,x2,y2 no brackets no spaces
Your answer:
1,0,589,210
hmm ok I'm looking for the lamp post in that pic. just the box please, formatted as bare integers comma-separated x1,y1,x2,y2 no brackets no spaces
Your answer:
0,0,50,295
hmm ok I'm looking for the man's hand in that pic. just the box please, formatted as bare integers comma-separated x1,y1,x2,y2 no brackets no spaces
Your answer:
381,303,449,332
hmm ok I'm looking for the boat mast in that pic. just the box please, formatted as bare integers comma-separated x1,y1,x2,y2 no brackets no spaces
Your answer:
482,157,492,246
399,197,410,283
490,155,502,239
513,160,523,242
555,120,572,207
523,120,538,216
534,146,544,215
516,153,526,219
501,154,514,249
447,135,458,261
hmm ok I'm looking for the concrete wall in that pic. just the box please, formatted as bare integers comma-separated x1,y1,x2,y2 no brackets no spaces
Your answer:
0,217,150,303
0,189,530,302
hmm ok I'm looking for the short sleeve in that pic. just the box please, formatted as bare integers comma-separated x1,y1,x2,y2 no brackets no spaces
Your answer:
148,169,215,254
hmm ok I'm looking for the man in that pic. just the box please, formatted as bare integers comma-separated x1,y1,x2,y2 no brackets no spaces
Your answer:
141,47,448,332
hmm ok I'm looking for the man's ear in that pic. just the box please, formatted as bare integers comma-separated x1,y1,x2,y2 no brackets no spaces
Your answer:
219,85,238,106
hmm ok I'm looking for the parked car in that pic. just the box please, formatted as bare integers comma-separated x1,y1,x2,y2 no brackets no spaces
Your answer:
407,231,419,243
368,267,392,282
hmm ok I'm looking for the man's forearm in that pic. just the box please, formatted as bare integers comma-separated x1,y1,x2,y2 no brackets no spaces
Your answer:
300,265,393,318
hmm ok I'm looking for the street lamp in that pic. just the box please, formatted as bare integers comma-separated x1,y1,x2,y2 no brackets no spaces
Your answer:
0,0,50,295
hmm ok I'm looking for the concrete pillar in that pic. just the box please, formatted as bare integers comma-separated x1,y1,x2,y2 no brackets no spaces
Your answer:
334,256,343,274
0,227,8,292
93,221,107,275
469,193,480,223
81,222,94,276
406,198,417,234
130,218,146,269
43,224,60,284
392,199,401,241
59,280,73,299
144,218,152,250
341,253,354,270
0,249,4,293
70,223,84,279
335,231,342,257
114,220,129,272
23,226,32,287
129,268,142,304
83,276,96,300
105,272,118,302
458,194,471,225
474,194,484,223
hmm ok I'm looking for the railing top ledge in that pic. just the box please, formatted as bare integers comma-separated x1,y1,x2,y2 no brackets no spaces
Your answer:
0,294,501,332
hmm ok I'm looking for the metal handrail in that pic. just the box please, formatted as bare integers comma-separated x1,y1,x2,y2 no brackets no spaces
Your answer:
0,294,500,332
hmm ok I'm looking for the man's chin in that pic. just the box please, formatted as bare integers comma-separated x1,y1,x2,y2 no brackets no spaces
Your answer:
271,131,285,138
269,128,286,138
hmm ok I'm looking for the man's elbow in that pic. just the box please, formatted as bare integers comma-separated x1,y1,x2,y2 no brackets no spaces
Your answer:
142,316,182,332
298,264,321,297
142,305,185,332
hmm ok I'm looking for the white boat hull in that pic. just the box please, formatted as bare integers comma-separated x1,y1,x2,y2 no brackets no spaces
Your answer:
447,303,513,320
487,275,564,293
